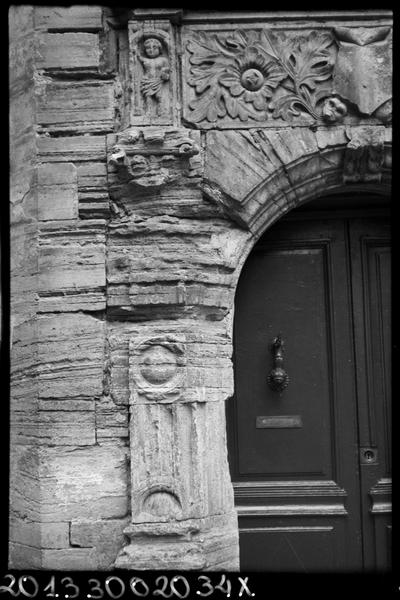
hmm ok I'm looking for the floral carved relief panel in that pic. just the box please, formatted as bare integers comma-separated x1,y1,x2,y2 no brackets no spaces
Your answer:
182,28,340,127
181,25,392,128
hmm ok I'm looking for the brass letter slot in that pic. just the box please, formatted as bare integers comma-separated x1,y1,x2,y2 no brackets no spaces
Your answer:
256,415,303,429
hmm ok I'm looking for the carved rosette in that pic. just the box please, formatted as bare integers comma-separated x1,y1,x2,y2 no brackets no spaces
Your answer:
130,335,186,402
183,28,338,127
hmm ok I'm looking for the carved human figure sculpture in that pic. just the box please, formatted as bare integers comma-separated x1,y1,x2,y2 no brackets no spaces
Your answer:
138,37,170,117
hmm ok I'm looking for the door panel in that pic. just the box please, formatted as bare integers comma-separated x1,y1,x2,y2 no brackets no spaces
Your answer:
235,243,334,478
348,219,391,571
239,524,339,572
228,212,391,572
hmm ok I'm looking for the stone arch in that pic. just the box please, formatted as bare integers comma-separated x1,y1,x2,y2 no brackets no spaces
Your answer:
202,126,391,297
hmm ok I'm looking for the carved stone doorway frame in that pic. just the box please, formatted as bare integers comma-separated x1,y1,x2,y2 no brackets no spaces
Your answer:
111,122,391,569
92,11,393,570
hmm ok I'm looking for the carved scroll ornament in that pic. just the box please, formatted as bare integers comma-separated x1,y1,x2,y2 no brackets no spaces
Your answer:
186,29,337,124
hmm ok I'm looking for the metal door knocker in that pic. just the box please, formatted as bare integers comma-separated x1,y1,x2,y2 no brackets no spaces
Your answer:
267,335,289,393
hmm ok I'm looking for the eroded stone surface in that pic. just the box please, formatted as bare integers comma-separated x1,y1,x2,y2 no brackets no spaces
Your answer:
333,27,392,115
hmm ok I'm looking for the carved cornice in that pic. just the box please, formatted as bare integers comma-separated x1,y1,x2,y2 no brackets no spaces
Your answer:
180,11,392,25
132,9,183,23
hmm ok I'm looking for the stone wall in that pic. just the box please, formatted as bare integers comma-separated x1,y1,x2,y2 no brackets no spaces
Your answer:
9,7,392,570
10,5,128,570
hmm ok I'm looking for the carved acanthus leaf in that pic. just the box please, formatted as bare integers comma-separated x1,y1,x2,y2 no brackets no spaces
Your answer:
186,29,336,124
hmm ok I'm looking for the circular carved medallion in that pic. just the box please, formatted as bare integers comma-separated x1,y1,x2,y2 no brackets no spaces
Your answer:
131,336,186,402
140,345,177,385
240,68,264,91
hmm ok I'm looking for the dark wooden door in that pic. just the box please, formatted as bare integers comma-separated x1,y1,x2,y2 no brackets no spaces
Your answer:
228,207,391,572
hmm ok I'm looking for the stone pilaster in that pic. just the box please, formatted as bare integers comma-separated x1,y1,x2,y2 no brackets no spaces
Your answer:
113,324,239,569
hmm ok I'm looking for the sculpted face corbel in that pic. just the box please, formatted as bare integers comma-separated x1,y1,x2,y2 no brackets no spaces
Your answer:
321,96,348,123
107,127,201,191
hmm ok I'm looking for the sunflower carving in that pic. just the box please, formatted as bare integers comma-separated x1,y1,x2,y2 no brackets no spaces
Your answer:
186,29,336,124
219,47,287,110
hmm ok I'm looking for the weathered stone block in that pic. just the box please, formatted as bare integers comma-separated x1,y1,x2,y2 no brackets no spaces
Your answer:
96,397,129,440
9,518,41,548
8,543,41,569
333,27,392,116
38,399,95,412
38,134,106,162
42,548,97,570
39,444,129,522
10,92,35,138
35,6,103,31
41,522,70,549
9,5,34,39
10,132,37,185
38,313,104,399
37,81,115,132
9,7,35,94
10,445,41,522
38,163,78,221
39,244,105,292
11,319,37,379
69,518,130,569
77,161,108,190
37,219,106,311
11,410,96,446
37,33,100,70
